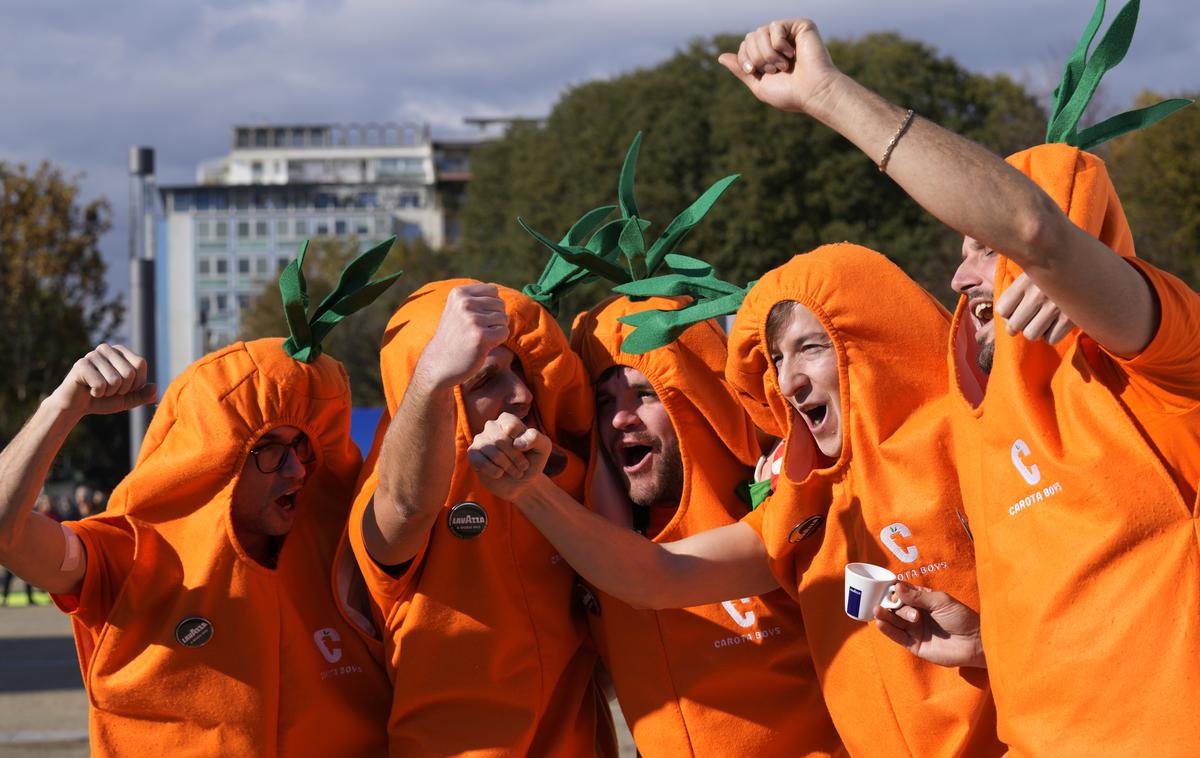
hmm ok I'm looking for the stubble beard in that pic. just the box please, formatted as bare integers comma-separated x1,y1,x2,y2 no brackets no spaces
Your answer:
625,440,684,510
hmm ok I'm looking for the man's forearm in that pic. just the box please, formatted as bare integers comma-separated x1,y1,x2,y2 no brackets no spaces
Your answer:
0,398,79,577
811,73,1157,353
516,477,777,609
367,371,457,566
814,73,1059,269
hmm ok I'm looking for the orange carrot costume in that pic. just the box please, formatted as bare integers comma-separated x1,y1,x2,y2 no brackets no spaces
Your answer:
726,245,1002,758
51,338,391,757
946,148,1200,758
344,279,607,756
940,4,1199,753
570,294,841,758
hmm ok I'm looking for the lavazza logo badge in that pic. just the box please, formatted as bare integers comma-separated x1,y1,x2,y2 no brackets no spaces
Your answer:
448,501,488,539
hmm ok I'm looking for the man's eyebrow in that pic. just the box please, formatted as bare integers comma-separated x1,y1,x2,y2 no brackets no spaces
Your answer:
465,364,495,386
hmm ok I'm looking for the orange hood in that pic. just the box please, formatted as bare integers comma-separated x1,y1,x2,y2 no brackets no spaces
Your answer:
376,279,592,452
727,243,951,481
108,338,360,540
571,295,759,539
951,143,1137,397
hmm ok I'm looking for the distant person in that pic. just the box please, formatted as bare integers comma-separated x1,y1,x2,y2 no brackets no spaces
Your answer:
89,489,107,514
72,485,92,519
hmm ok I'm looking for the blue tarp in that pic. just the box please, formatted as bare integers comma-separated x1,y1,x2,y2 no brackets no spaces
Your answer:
350,407,384,455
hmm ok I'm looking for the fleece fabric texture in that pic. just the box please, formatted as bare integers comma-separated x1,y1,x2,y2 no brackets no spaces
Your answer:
947,142,1200,757
726,245,1002,758
570,295,842,758
344,279,607,757
52,338,391,757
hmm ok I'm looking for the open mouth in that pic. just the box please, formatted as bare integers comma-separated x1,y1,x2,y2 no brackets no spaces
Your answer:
274,492,298,513
801,404,828,428
970,299,994,326
618,444,653,472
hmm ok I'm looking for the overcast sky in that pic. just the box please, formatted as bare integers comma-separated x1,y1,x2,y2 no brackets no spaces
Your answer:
2,0,1196,318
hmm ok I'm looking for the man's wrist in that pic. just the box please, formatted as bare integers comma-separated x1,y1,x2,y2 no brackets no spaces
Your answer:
40,390,85,427
804,70,853,126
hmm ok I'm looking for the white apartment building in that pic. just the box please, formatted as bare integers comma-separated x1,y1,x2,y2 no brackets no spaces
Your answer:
155,122,477,386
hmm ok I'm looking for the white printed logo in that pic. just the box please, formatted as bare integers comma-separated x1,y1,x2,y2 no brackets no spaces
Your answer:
880,522,919,564
313,628,343,664
721,598,757,629
1010,439,1041,485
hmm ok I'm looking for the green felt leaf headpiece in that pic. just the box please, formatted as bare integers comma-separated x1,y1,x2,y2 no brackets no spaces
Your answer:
1046,0,1191,150
612,253,754,355
279,236,404,362
519,132,739,315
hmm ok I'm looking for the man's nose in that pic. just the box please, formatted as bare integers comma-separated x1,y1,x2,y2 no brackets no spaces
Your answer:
776,361,810,399
951,258,981,295
610,406,641,431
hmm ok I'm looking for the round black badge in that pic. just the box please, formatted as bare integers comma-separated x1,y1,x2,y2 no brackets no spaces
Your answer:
787,515,825,544
175,617,214,648
447,501,488,539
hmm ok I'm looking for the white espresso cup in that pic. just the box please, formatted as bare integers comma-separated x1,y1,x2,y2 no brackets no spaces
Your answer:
844,562,903,621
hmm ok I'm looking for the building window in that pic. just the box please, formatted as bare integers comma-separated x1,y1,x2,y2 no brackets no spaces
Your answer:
293,219,307,237
335,219,348,235
355,218,370,236
255,220,268,238
198,258,211,275
216,258,229,275
196,220,210,239
215,294,228,313
276,219,289,238
277,257,290,272
315,220,329,236
256,257,269,275
374,216,392,235
214,221,229,240
399,193,420,209
238,258,250,275
238,294,251,311
237,221,251,239
291,128,305,146
174,192,193,212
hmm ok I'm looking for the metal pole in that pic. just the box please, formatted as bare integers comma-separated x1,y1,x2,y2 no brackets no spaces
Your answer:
128,147,156,465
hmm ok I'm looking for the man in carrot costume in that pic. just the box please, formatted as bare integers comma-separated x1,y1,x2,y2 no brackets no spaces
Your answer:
498,135,840,757
727,4,1198,754
0,240,398,756
345,274,612,754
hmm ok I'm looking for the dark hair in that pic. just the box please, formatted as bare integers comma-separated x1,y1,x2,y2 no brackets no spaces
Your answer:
765,300,800,354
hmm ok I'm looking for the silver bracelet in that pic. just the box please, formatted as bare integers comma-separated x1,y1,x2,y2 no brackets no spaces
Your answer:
878,108,915,173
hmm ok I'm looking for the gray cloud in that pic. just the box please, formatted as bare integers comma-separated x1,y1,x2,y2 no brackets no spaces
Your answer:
1,0,1195,324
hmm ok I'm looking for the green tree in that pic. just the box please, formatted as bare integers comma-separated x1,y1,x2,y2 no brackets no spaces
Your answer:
460,32,1046,311
1107,91,1200,288
0,161,126,485
239,235,479,406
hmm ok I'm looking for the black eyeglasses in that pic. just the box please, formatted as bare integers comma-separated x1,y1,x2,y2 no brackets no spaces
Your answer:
248,434,316,474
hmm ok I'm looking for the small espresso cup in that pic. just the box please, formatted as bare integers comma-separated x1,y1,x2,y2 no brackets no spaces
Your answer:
844,562,903,621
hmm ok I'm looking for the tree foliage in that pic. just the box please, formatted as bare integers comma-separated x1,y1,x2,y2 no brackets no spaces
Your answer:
459,32,1047,313
1107,91,1200,287
0,161,126,485
238,236,481,406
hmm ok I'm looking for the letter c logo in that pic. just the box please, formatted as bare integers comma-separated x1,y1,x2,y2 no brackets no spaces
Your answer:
721,598,757,629
1011,439,1041,485
313,628,343,664
880,522,919,563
